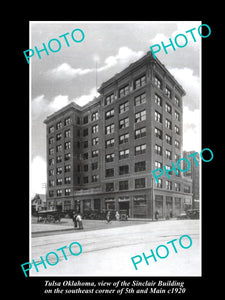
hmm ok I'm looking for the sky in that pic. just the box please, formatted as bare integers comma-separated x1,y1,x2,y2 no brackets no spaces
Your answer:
30,21,201,197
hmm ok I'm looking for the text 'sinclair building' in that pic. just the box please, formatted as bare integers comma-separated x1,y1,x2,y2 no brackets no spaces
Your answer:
44,51,192,219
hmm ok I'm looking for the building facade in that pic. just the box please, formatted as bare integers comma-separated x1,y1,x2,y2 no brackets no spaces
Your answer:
183,150,200,209
44,51,192,219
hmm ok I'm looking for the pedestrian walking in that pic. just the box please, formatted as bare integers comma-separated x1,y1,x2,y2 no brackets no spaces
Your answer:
72,211,77,229
76,214,83,229
106,211,111,223
155,210,159,221
115,211,120,221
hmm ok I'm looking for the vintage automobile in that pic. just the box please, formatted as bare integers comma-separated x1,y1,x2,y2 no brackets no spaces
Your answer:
177,209,199,220
37,210,62,223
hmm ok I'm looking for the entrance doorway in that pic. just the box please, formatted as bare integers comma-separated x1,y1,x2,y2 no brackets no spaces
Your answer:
119,201,130,216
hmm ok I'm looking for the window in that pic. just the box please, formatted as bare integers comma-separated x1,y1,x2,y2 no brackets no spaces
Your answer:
175,111,180,121
175,182,180,192
92,162,98,170
119,149,129,160
92,137,99,146
165,87,171,98
65,129,71,138
57,189,62,196
84,164,88,172
135,110,146,123
92,150,99,157
56,133,62,141
119,165,129,175
49,158,54,166
135,178,145,189
119,85,129,97
166,149,172,160
184,185,191,193
105,108,114,119
156,178,162,188
92,124,99,134
135,161,146,172
65,177,71,184
106,182,114,192
83,140,88,148
155,76,162,89
49,191,54,197
119,101,129,114
135,127,146,139
56,155,62,163
119,117,129,129
175,125,180,135
155,161,162,169
165,134,172,145
155,111,162,123
154,127,162,139
83,152,88,160
155,94,162,106
135,93,146,106
49,180,54,187
56,121,62,130
105,124,115,135
77,116,80,124
65,165,71,172
165,119,172,129
64,117,71,126
165,103,172,114
65,188,71,195
175,96,181,107
49,126,54,134
119,180,128,191
105,138,114,148
92,111,99,121
134,75,146,89
56,167,62,175
83,176,89,184
65,141,71,150
56,144,62,152
166,180,172,190
92,175,99,183
119,133,129,144
175,139,180,149
49,148,54,155
49,169,54,176
106,168,114,177
83,128,88,137
57,178,63,186
105,153,115,162
49,137,54,144
135,144,146,155
105,94,114,106
83,115,88,124
155,144,162,155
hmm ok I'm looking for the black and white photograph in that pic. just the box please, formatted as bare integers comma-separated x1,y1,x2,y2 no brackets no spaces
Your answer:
28,21,204,280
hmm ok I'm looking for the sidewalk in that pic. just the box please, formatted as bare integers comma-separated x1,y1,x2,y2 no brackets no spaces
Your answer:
31,217,151,234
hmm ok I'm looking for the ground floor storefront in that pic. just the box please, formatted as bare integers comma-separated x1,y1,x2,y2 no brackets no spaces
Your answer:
46,188,192,220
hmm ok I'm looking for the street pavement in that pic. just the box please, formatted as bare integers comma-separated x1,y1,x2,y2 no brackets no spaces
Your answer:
30,219,201,277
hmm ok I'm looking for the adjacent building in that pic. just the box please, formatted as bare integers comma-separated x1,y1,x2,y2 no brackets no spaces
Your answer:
183,150,200,209
44,51,192,219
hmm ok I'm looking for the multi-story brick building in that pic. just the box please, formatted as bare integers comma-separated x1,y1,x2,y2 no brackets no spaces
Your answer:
44,51,192,219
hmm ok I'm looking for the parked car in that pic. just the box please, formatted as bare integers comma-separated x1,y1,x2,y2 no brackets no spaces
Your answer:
177,211,188,220
186,209,199,219
177,209,199,220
